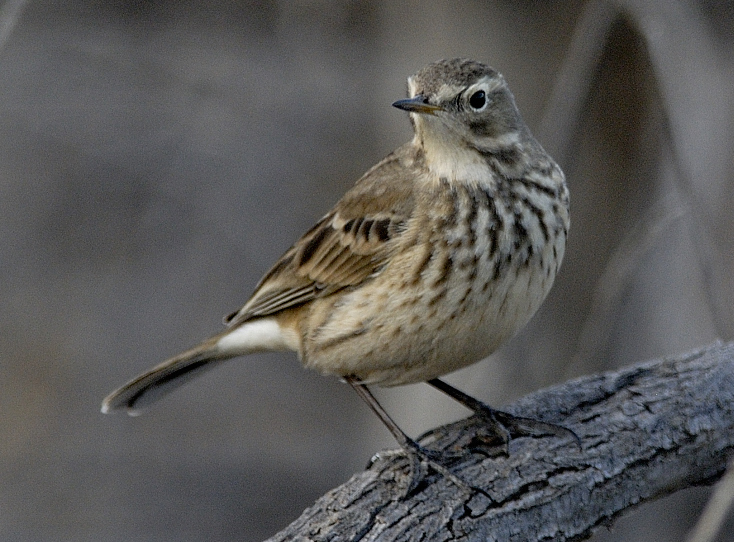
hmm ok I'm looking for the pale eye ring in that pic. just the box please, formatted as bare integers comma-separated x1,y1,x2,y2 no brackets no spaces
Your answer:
468,90,487,111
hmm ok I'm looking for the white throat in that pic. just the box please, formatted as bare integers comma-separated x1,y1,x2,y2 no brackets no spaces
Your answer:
415,119,492,185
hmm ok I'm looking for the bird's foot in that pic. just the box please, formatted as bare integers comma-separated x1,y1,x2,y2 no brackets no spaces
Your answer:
416,406,580,458
474,405,581,452
425,378,580,452
368,438,471,499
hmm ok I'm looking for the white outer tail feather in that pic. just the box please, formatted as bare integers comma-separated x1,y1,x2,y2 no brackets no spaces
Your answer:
215,317,298,355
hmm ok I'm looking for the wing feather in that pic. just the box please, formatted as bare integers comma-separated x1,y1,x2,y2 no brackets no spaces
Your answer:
225,144,419,327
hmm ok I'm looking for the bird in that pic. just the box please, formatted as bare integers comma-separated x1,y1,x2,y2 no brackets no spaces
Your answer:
102,58,570,489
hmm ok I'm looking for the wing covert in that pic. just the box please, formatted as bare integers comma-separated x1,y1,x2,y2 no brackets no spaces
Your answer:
224,145,419,327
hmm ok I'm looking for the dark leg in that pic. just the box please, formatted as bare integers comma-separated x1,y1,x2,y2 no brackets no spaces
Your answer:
344,376,469,495
345,375,415,450
427,378,580,448
427,378,510,447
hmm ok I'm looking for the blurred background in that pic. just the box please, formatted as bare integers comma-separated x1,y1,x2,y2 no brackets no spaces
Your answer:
0,0,732,540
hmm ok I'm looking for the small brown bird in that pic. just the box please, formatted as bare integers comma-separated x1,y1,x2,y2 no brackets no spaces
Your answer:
102,59,570,483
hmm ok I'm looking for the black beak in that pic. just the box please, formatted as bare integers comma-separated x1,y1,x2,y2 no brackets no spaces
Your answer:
392,95,442,115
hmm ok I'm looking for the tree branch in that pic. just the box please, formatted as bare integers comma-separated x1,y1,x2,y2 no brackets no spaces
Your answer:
267,341,734,541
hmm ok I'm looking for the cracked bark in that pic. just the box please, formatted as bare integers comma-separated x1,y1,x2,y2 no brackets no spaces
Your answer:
267,341,734,541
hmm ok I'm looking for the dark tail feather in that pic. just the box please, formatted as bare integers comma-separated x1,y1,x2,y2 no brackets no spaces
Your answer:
101,343,226,416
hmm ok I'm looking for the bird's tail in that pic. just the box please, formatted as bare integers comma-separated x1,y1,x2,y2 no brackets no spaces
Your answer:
102,316,298,415
101,338,230,416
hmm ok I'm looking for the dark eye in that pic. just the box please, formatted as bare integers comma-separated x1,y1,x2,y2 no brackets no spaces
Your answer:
469,90,486,110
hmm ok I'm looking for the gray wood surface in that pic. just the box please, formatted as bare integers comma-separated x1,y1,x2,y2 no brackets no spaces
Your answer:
268,342,734,541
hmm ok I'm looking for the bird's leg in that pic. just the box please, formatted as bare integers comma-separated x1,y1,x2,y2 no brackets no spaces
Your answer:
427,378,580,451
344,376,469,496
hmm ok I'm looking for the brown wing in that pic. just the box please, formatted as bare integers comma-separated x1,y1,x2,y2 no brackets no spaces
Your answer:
224,144,419,327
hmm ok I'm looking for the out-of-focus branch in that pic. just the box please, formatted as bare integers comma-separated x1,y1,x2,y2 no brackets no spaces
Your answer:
0,0,29,52
687,457,734,542
538,0,618,164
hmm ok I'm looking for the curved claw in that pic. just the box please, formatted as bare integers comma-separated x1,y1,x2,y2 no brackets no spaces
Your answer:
426,378,580,451
368,439,472,499
491,409,582,449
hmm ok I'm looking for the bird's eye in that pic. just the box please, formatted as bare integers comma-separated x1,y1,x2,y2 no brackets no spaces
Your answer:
468,90,487,110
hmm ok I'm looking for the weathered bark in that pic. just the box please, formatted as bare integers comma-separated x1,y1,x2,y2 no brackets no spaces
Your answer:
266,341,734,541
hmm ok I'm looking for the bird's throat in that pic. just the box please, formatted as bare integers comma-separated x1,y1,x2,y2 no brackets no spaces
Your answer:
418,130,494,187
